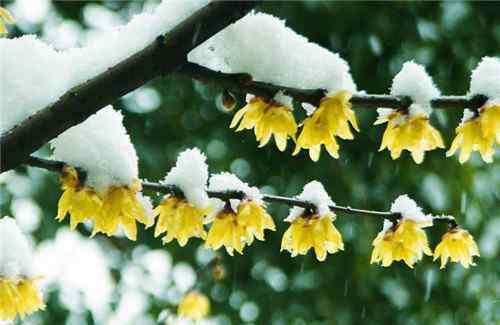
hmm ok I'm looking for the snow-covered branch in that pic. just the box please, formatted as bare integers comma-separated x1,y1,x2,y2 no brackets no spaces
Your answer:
26,155,459,227
0,1,259,173
179,62,488,109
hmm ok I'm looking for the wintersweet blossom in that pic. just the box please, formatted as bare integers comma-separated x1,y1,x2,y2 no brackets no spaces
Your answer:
205,173,275,255
0,218,45,320
375,110,444,164
433,227,480,269
281,212,344,262
205,201,275,256
230,96,297,151
57,165,152,240
153,196,210,246
177,291,210,321
371,219,432,268
0,7,14,35
293,91,359,161
447,105,500,163
375,62,444,164
370,195,433,268
155,148,211,246
448,57,500,163
280,181,343,261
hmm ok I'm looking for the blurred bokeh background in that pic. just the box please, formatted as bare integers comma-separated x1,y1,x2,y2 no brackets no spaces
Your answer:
1,1,499,324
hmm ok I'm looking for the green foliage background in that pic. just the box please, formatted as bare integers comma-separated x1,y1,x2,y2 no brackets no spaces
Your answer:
1,1,499,325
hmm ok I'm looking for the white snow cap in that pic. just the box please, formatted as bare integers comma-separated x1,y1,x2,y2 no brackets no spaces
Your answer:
0,0,207,134
0,217,35,279
389,61,440,117
208,172,263,215
470,56,500,104
162,148,210,209
390,194,432,224
189,12,356,96
51,106,138,193
285,181,335,222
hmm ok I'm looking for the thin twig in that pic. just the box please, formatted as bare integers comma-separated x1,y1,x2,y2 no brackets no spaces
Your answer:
27,155,458,227
179,62,489,108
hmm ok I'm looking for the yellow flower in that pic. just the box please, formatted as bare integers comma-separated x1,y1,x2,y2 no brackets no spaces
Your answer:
0,7,14,35
281,213,344,262
447,104,500,163
433,227,480,269
236,201,276,243
177,291,210,321
57,166,151,240
205,201,275,256
0,277,45,321
57,166,102,229
230,96,297,151
153,196,209,246
375,111,444,164
293,91,359,161
371,219,432,268
92,180,151,240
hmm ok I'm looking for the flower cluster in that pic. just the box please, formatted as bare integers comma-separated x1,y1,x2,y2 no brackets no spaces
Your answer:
53,148,481,270
57,165,153,240
370,196,480,269
230,59,499,164
231,91,359,161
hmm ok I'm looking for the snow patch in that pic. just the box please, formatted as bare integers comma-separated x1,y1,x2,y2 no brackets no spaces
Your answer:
388,61,440,117
390,194,432,224
208,172,263,216
51,106,138,193
162,148,210,209
189,12,356,99
285,180,334,221
0,0,207,134
469,56,500,104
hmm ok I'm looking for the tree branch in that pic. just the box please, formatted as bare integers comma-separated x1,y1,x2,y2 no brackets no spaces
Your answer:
0,1,260,173
26,155,458,227
178,62,489,109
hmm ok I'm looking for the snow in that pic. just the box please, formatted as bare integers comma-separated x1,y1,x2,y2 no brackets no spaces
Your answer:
469,56,500,104
390,194,432,224
189,12,357,97
388,61,440,117
0,217,34,278
0,0,207,134
0,35,72,134
208,172,263,215
162,148,210,209
285,181,334,221
51,106,138,193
